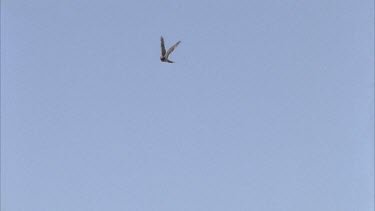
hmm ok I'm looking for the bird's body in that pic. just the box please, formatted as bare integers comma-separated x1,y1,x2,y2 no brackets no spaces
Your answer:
160,36,181,63
160,56,174,63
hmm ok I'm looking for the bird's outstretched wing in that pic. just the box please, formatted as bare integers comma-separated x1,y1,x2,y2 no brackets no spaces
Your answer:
165,41,181,58
160,36,166,56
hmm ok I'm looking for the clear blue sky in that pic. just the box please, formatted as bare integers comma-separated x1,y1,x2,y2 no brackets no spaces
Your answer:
2,0,374,210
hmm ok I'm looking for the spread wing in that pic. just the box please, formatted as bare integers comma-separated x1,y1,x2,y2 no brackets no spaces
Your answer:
165,41,181,58
160,36,166,56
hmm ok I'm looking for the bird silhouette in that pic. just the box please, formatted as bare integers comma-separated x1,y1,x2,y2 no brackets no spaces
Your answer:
160,36,181,63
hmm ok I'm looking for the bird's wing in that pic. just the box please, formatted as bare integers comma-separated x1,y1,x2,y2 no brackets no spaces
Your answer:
165,41,181,58
160,36,166,56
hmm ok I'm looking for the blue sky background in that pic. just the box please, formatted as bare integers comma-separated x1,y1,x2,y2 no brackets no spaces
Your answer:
1,0,374,210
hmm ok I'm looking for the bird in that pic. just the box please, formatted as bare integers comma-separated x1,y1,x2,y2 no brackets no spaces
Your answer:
160,36,181,63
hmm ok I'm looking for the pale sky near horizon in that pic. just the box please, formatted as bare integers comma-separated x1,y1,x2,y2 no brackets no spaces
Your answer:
1,0,374,210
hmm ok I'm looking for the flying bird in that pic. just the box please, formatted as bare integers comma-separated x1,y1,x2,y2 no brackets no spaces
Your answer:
160,36,181,63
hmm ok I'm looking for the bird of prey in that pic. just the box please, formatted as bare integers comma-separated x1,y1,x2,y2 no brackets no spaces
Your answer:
160,36,181,63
